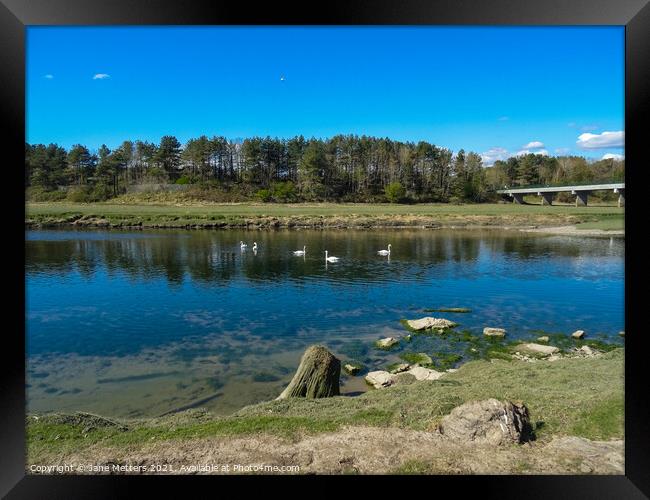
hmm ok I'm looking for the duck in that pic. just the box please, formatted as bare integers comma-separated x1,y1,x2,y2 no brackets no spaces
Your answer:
325,250,339,263
377,244,391,256
293,246,306,256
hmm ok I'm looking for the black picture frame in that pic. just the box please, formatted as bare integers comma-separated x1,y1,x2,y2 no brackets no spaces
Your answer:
2,0,647,497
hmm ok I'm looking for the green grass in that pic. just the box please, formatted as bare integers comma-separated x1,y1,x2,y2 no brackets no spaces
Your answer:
27,348,624,463
27,414,343,464
25,201,624,229
574,216,624,231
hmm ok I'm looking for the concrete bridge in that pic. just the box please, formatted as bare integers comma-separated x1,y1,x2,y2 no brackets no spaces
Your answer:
497,182,625,207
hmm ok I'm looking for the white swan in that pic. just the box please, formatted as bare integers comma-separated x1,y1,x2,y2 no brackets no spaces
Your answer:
293,246,306,256
377,244,391,256
252,242,258,252
325,250,339,263
240,241,247,250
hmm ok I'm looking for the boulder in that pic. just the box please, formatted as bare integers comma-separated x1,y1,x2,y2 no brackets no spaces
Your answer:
406,317,457,331
407,365,444,381
619,331,625,337
343,364,361,375
375,337,399,349
578,345,596,356
365,370,415,389
277,345,340,399
517,343,560,356
483,327,506,337
572,330,586,339
438,398,531,445
389,363,411,374
365,371,396,389
537,336,550,343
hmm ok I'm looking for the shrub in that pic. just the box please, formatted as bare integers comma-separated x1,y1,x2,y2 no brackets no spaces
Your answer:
255,189,272,202
66,186,98,203
175,176,191,185
26,186,67,202
384,182,406,203
270,181,297,202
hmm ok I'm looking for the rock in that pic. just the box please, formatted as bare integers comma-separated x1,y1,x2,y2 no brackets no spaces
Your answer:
365,371,396,388
277,345,340,399
375,337,399,349
618,331,625,337
407,365,444,381
483,327,506,337
578,345,594,356
343,364,361,376
404,334,412,342
537,336,550,343
572,330,586,339
438,399,532,445
517,343,560,356
406,317,457,331
365,370,416,389
390,363,411,374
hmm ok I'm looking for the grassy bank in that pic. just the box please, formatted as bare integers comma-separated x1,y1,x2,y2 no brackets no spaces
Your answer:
26,201,624,230
28,348,623,466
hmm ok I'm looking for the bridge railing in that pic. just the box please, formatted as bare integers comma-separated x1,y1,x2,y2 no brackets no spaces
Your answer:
499,179,624,190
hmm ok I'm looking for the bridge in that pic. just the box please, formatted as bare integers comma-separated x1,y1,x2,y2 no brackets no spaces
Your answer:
497,182,625,207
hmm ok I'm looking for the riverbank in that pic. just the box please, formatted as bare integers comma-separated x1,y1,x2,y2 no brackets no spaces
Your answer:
26,202,624,232
27,347,624,475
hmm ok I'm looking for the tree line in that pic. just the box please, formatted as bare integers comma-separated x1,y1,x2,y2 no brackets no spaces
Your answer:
25,135,624,203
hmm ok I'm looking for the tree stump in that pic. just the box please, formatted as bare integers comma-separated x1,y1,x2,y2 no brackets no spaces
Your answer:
277,345,341,399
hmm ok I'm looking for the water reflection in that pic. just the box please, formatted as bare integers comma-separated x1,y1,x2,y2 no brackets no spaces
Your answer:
26,228,622,285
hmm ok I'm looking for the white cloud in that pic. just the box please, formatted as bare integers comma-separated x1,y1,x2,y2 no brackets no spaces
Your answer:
480,147,510,166
555,147,570,155
516,149,549,157
92,73,110,80
44,74,54,79
522,141,545,149
576,130,624,149
601,153,624,161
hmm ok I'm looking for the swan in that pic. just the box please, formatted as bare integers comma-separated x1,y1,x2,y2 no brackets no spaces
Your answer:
325,250,339,263
377,244,391,256
293,246,306,256
240,241,247,250
252,242,258,252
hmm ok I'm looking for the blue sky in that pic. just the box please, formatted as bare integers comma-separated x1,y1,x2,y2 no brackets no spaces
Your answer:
26,26,624,165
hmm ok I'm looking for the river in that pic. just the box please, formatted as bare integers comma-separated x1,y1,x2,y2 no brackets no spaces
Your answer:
26,228,624,417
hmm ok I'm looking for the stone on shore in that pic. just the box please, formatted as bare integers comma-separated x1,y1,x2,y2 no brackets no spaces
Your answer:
390,363,411,374
277,345,340,400
572,330,586,339
343,364,361,376
365,370,416,389
578,345,594,356
483,327,506,337
407,365,444,381
517,343,560,356
537,336,550,343
406,317,457,331
375,337,399,349
619,331,625,337
438,398,531,446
